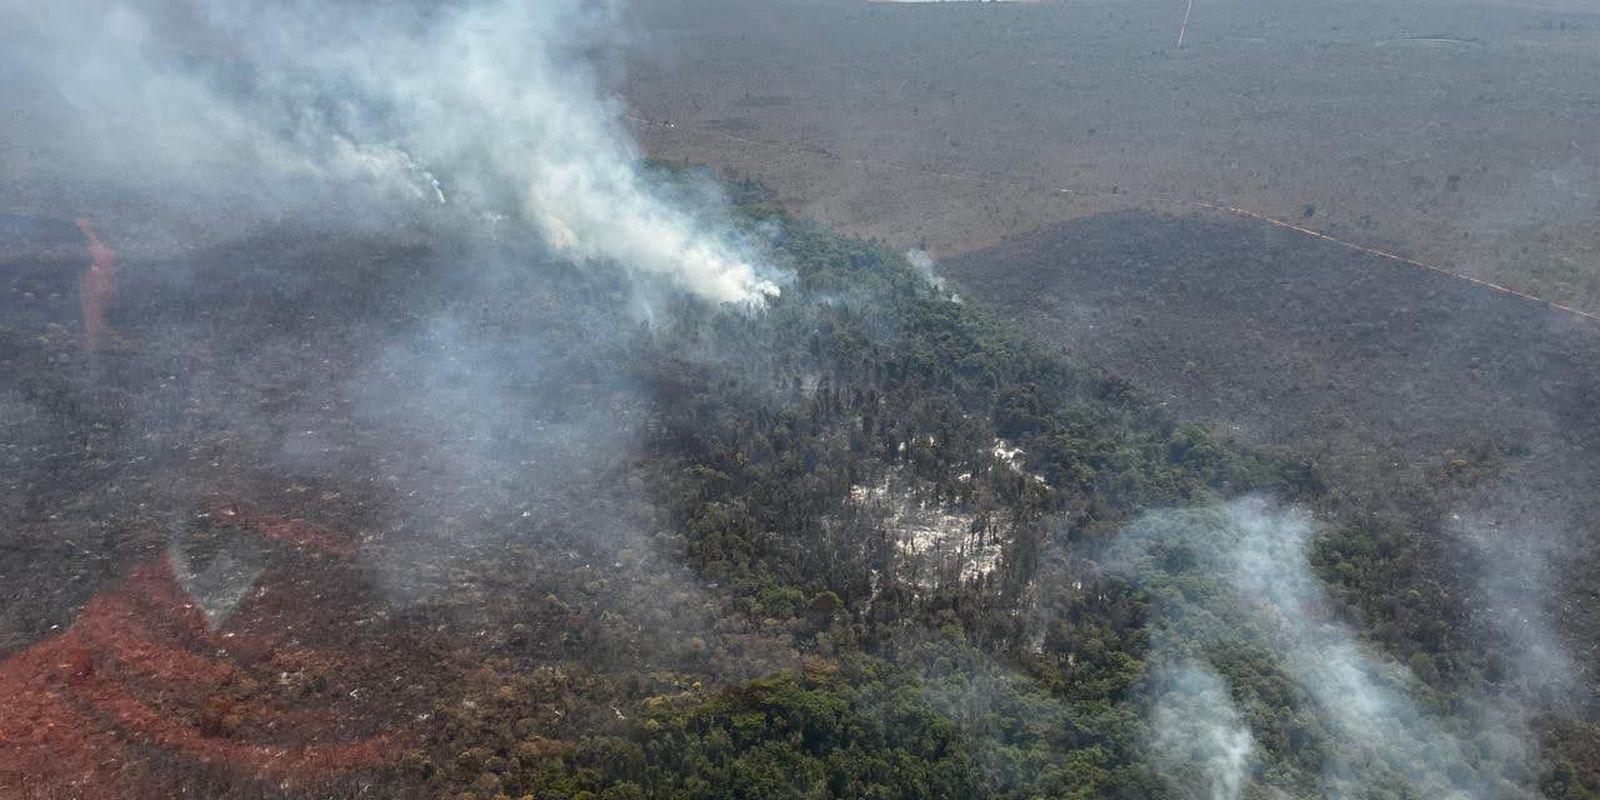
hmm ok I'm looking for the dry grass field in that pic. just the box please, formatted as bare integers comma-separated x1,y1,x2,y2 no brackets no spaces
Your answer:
626,0,1600,311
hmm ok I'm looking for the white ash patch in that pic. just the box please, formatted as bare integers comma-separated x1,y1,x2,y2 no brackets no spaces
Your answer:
848,469,1004,585
992,438,1047,484
992,439,1025,471
798,372,822,399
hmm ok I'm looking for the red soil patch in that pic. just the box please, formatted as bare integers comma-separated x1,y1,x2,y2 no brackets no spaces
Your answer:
0,504,409,797
211,501,360,559
74,218,116,353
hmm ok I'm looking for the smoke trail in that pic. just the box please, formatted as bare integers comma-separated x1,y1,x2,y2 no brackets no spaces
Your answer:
1451,504,1578,699
1116,496,1532,799
1149,662,1255,800
2,0,779,304
1221,500,1480,798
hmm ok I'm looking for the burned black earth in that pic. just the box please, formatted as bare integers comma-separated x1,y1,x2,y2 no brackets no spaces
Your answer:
944,209,1600,658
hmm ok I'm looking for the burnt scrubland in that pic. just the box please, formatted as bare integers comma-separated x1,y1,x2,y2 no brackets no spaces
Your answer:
8,175,1598,798
415,188,1600,800
5,1,1599,796
942,209,1600,676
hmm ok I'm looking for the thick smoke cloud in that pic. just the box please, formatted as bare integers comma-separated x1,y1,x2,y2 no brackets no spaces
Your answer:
0,0,790,632
1116,496,1538,800
0,0,779,303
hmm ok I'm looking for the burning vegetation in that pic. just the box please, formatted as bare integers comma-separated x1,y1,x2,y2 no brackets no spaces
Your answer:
5,171,1599,798
4,0,1599,797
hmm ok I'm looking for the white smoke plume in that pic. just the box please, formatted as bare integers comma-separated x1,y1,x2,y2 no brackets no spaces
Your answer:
905,248,942,286
1220,500,1486,799
1117,496,1537,799
905,247,965,301
1149,662,1256,800
1451,504,1579,700
0,0,779,304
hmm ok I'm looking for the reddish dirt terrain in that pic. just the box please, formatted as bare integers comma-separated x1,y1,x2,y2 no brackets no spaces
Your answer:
74,220,116,354
0,218,475,796
0,505,412,797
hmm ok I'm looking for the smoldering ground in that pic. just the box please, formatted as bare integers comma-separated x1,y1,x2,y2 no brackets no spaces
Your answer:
0,206,815,795
0,0,801,593
0,10,822,761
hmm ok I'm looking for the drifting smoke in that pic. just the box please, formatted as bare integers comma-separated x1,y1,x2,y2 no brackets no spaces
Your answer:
905,248,960,301
1116,496,1535,800
0,0,779,304
1149,662,1255,800
905,248,941,284
1451,503,1579,700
